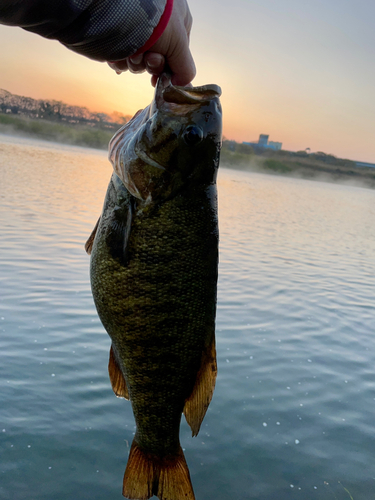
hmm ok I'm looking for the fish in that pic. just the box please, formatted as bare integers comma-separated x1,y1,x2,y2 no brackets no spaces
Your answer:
85,73,222,500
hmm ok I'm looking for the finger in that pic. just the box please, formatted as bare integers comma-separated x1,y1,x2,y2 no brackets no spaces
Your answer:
184,5,193,35
129,54,143,65
144,52,165,76
128,64,147,74
151,74,159,87
108,60,129,71
128,53,151,74
168,36,196,86
107,61,130,74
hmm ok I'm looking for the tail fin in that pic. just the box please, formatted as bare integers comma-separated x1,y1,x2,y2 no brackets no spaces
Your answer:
123,439,195,500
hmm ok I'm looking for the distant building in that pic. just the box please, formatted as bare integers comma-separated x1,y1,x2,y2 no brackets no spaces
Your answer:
268,141,282,151
243,134,282,151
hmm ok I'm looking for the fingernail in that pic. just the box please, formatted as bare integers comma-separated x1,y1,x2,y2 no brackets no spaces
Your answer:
130,54,143,65
146,59,160,69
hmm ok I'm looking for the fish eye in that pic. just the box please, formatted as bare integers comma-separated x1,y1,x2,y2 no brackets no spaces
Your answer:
183,126,204,146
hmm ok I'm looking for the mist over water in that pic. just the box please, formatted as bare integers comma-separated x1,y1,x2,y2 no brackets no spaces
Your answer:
1,134,375,499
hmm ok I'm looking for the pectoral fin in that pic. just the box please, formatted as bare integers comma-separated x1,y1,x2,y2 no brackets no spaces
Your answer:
106,197,133,266
85,217,101,255
183,336,217,437
108,345,129,400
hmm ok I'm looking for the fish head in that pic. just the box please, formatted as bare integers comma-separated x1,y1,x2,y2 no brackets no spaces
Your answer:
109,73,222,203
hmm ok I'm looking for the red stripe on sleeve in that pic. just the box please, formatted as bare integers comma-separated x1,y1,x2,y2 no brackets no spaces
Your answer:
133,0,174,55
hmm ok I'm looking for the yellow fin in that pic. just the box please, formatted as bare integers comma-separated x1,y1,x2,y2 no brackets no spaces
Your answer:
84,216,100,255
123,440,195,500
183,337,217,437
108,345,129,400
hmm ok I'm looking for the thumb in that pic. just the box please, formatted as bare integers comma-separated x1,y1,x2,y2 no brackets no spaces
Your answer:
167,33,196,86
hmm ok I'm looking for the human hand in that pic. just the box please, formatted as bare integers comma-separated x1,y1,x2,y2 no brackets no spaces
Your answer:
108,0,195,87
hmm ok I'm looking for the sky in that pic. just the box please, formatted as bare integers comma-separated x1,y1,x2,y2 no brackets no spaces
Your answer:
0,0,374,162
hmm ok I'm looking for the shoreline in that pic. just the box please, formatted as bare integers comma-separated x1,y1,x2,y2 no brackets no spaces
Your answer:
221,149,375,189
0,113,113,150
1,117,374,189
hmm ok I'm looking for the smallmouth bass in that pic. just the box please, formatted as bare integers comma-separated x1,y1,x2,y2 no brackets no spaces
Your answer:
86,74,222,500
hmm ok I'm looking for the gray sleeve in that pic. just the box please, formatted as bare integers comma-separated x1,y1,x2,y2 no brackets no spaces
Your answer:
0,0,167,61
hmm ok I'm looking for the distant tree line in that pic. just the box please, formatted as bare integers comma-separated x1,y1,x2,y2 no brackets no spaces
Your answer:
0,89,130,131
222,139,254,155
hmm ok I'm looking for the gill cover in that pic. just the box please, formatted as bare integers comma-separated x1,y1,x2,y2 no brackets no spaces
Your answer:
108,73,222,203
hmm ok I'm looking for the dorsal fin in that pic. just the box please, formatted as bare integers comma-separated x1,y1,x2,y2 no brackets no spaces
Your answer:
183,335,217,436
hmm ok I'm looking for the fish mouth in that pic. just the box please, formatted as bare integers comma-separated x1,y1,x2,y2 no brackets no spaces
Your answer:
155,73,222,109
132,75,222,170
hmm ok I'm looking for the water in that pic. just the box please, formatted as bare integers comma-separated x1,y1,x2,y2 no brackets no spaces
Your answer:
1,134,375,500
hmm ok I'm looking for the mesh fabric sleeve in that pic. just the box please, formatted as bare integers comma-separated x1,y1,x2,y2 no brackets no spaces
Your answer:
0,0,170,61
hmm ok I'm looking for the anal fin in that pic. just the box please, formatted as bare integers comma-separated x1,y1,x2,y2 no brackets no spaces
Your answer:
85,216,101,255
109,344,129,400
183,336,217,437
123,439,195,500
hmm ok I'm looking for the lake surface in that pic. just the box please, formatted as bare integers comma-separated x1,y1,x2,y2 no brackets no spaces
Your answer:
1,133,375,500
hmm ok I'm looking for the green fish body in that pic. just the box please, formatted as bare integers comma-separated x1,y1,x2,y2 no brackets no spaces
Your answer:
86,74,222,500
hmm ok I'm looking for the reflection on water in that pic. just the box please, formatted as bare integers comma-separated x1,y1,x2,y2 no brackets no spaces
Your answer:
1,134,375,499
